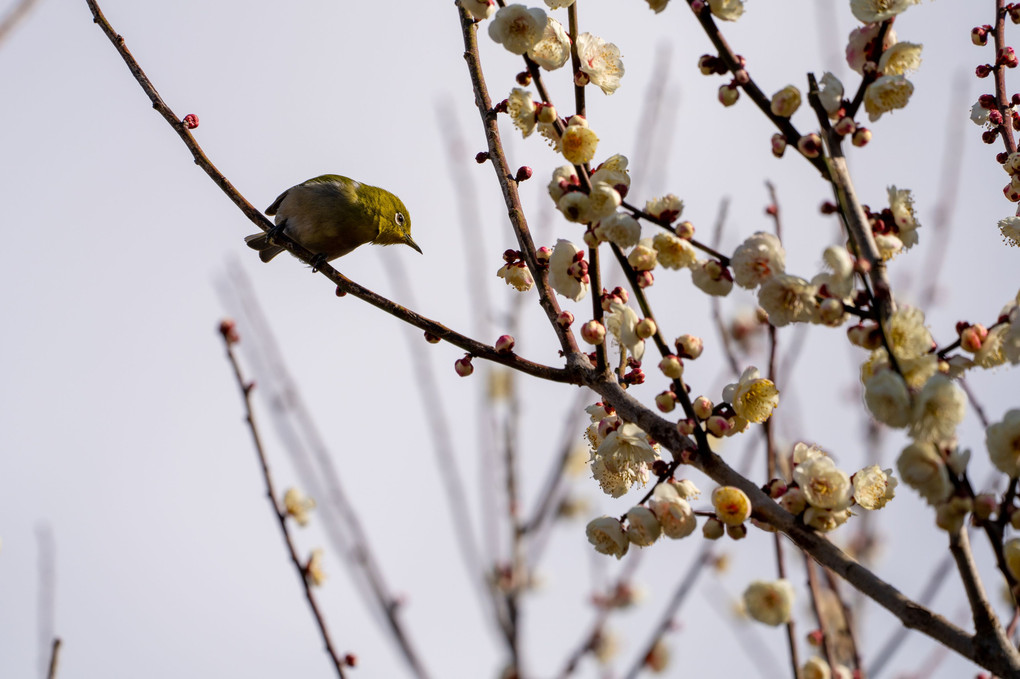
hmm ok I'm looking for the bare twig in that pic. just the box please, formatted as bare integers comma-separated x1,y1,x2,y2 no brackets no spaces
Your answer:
45,637,61,679
36,524,56,679
220,327,349,679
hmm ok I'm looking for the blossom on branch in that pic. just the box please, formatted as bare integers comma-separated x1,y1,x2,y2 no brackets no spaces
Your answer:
742,580,794,626
987,409,1020,477
850,0,920,24
708,0,745,22
864,75,914,122
528,17,571,70
488,4,547,55
576,33,625,95
730,231,785,289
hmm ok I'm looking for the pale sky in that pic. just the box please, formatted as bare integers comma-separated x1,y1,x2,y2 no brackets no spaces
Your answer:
2,1,1018,678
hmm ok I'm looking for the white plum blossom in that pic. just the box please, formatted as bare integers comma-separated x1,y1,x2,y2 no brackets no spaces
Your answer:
576,33,625,95
497,261,534,291
987,409,1020,477
888,186,920,249
691,260,734,296
625,506,662,546
588,182,623,221
605,301,645,361
999,216,1020,247
793,454,852,510
596,213,641,248
865,74,914,122
813,245,855,300
730,231,786,289
528,17,571,71
897,441,953,505
648,484,697,539
910,375,966,445
722,366,779,424
846,23,897,74
586,516,629,558
818,72,845,117
507,88,536,137
591,422,658,497
878,41,923,75
863,370,912,428
851,0,920,24
488,4,547,55
653,232,698,269
459,0,496,21
852,465,897,509
548,239,589,301
758,274,817,326
743,580,795,626
708,0,744,21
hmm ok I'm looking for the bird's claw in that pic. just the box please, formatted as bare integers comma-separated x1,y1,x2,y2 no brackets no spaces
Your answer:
310,253,328,272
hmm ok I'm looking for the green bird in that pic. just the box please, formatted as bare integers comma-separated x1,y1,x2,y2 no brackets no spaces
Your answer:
245,174,421,264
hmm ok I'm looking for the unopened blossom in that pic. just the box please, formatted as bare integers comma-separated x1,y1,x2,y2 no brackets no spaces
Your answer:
497,261,534,291
652,232,698,269
576,33,625,95
804,506,851,532
586,516,629,558
730,231,786,289
846,23,898,74
708,0,744,21
1005,538,1020,580
658,354,684,379
851,0,919,23
910,374,966,445
987,409,1020,477
852,465,897,509
722,366,779,423
283,487,316,526
544,0,574,7
758,274,817,326
863,370,912,427
507,88,537,137
489,4,546,55
645,194,684,222
306,549,327,586
580,319,606,345
897,441,953,505
645,637,670,672
1000,216,1020,247
818,72,844,117
792,442,826,465
878,41,923,75
626,506,662,546
547,165,579,202
742,580,795,626
865,74,914,122
648,484,697,539
802,656,832,679
628,242,658,271
606,301,645,361
888,186,920,249
596,212,641,248
561,117,599,164
527,17,571,70
770,86,802,118
712,486,752,525
874,233,904,261
779,487,807,514
691,260,734,297
974,324,1009,368
459,0,496,21
591,154,631,188
549,239,589,301
793,454,852,510
815,245,855,299
583,183,620,221
971,102,991,127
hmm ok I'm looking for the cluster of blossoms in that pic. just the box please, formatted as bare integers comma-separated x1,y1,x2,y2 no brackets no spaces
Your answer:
585,478,701,559
865,186,922,259
724,230,859,328
767,443,897,533
584,402,659,498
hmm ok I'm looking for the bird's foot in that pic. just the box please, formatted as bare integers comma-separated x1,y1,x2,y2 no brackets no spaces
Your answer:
310,253,328,272
267,220,287,243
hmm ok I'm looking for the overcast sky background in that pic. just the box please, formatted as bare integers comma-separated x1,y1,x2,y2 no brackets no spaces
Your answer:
2,1,1019,678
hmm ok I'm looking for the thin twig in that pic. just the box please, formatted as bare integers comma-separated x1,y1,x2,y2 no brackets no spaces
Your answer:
220,327,349,679
805,558,839,673
45,637,61,679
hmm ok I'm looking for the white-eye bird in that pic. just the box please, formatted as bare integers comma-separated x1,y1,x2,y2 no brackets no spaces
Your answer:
245,174,421,263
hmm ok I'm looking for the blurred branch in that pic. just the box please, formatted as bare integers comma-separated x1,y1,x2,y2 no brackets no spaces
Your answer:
0,0,40,47
219,323,350,679
35,523,56,679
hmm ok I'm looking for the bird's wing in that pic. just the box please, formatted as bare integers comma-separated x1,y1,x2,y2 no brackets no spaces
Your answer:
265,189,289,216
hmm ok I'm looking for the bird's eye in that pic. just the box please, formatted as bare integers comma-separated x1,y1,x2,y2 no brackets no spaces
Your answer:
394,212,405,226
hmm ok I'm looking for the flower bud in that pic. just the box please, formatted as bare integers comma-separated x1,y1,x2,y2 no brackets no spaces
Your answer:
677,418,696,436
770,133,787,158
655,390,678,413
960,324,988,353
706,415,731,437
702,516,725,540
676,334,703,359
635,270,654,288
424,331,441,344
972,26,989,46
973,493,998,521
726,523,748,540
495,335,515,353
712,486,752,526
718,83,740,107
536,246,552,266
659,354,684,379
515,166,533,182
693,396,713,420
625,506,662,546
581,320,607,345
475,151,490,164
635,318,657,339
770,85,802,118
182,113,200,129
454,355,474,376
851,127,871,147
1006,538,1020,581
797,133,822,158
833,117,856,136
779,487,807,515
556,310,575,328
537,103,558,124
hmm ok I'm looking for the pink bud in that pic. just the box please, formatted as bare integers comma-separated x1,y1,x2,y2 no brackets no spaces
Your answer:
536,246,552,266
182,113,200,129
675,221,695,240
636,270,654,288
655,391,677,413
797,133,822,158
960,324,988,352
580,320,607,345
693,396,713,420
495,335,516,354
556,310,575,328
676,334,703,359
454,355,474,377
515,166,533,182
676,418,696,436
851,127,871,147
659,354,684,379
833,117,856,136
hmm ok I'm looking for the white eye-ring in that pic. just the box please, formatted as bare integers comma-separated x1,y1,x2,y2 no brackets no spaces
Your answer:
395,212,405,226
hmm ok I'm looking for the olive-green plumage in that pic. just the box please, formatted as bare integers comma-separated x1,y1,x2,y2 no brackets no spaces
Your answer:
245,174,420,263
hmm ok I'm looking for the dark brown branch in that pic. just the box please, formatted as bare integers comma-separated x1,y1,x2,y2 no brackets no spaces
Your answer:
45,638,61,679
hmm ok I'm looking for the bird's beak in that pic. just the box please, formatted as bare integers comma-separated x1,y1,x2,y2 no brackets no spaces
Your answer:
405,234,423,254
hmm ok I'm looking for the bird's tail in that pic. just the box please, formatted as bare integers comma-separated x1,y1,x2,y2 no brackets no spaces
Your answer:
244,233,285,263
